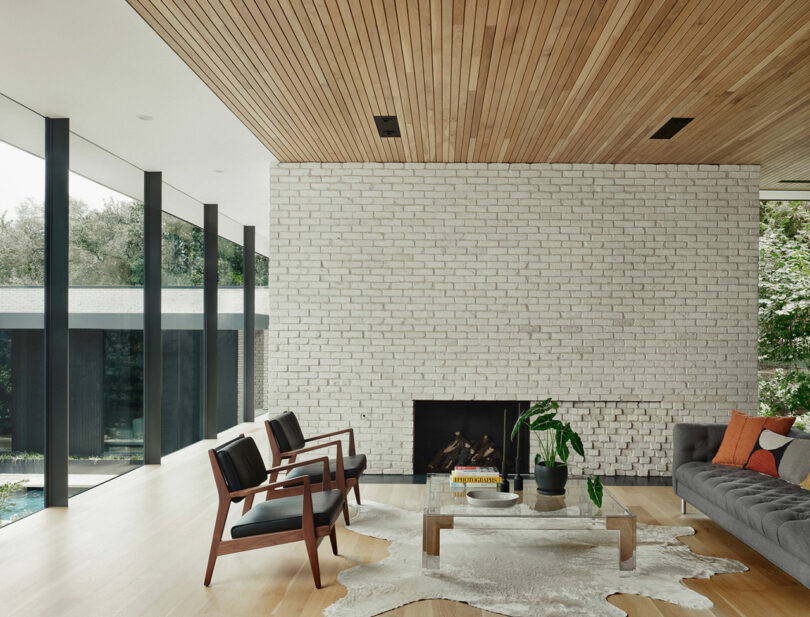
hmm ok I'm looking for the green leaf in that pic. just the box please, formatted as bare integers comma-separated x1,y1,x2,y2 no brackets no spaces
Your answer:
587,476,603,509
568,429,585,459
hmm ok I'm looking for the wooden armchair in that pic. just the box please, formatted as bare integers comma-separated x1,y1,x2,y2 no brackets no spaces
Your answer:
205,434,346,588
265,411,367,525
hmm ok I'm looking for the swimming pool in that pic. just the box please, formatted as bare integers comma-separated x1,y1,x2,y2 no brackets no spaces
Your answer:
0,488,45,526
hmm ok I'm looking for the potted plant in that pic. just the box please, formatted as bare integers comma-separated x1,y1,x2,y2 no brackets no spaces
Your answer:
510,398,585,495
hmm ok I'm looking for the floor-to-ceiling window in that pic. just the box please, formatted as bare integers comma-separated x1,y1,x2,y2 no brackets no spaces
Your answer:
67,134,144,496
161,207,204,454
217,213,243,431
0,138,45,526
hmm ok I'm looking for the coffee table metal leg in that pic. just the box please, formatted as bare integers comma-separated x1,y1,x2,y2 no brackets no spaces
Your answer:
606,514,637,571
422,514,454,569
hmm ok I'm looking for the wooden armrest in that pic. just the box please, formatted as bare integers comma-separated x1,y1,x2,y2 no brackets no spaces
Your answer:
304,427,356,456
229,475,309,499
278,442,347,492
266,456,331,488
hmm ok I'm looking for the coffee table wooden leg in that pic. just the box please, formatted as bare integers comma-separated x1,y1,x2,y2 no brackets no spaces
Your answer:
422,514,454,569
606,514,637,571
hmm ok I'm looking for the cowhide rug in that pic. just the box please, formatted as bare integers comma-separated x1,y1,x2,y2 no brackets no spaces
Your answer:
326,501,746,617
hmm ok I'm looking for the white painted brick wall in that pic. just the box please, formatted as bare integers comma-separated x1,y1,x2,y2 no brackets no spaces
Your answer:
266,163,760,475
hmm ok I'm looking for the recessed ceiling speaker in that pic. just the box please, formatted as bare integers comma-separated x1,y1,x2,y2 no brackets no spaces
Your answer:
374,115,401,138
650,117,693,139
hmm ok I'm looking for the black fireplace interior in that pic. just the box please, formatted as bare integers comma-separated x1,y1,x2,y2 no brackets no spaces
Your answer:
413,400,531,475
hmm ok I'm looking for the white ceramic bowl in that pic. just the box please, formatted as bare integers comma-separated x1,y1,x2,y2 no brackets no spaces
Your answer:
466,490,519,508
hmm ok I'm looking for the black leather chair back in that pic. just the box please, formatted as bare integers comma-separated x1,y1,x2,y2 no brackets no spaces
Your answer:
268,411,306,453
214,436,267,502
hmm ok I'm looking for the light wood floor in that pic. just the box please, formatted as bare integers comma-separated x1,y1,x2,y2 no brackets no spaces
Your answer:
1,419,808,617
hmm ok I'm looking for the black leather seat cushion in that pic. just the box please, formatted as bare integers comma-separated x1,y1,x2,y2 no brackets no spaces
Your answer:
268,411,306,452
231,489,344,538
286,455,368,483
215,436,268,502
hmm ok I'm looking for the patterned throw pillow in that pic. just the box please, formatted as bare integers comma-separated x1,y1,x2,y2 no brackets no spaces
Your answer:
744,429,810,488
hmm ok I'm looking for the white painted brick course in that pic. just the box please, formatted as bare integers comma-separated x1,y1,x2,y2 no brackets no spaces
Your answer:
266,163,759,475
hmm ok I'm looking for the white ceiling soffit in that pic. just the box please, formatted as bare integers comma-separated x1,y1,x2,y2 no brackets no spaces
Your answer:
759,190,810,201
0,0,277,239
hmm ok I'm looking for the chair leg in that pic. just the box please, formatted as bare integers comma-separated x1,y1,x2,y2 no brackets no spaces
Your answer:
204,502,229,586
352,480,361,505
329,527,339,555
342,498,351,526
304,533,322,588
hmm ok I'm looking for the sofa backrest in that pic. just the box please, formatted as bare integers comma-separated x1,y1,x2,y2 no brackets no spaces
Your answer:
788,428,810,441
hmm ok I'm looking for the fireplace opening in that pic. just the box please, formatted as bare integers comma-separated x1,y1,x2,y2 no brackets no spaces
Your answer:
412,400,531,475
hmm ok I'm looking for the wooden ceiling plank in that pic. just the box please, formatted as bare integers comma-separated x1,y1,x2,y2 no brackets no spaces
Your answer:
430,0,443,163
461,0,494,160
481,0,555,162
304,0,387,160
375,0,419,160
561,0,717,162
553,0,672,162
334,0,397,161
319,0,390,161
526,0,619,161
447,0,465,161
392,0,425,160
475,0,536,162
205,0,346,160
542,0,637,160
510,1,596,161
453,0,477,161
262,0,361,160
614,0,789,161
496,0,573,161
128,0,810,180
356,0,405,160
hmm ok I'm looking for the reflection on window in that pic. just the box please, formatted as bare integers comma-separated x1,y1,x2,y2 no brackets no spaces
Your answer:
161,212,204,454
218,235,242,431
0,140,45,526
68,173,144,497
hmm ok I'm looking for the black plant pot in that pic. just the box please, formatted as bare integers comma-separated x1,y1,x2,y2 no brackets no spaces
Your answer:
534,462,568,495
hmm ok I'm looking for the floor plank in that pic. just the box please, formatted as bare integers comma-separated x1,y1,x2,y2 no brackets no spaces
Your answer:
1,420,808,616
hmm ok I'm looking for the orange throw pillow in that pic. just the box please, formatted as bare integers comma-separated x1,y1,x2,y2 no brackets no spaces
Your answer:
712,410,796,468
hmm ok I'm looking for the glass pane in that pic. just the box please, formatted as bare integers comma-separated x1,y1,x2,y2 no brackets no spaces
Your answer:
217,226,243,431
255,246,269,416
68,165,144,496
0,140,45,526
161,210,204,454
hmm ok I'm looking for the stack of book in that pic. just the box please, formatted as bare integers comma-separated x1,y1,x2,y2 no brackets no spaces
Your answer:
450,466,501,489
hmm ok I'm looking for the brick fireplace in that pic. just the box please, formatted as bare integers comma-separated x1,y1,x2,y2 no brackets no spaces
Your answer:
266,162,759,475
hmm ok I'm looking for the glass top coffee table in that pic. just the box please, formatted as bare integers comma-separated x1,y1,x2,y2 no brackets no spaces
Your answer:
423,474,637,571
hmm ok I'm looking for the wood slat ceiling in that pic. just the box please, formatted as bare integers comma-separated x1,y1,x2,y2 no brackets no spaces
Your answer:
127,0,810,190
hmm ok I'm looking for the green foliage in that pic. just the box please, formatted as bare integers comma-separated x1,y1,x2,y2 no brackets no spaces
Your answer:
0,480,25,515
0,201,247,288
759,201,810,366
587,476,603,509
511,399,585,467
758,200,810,430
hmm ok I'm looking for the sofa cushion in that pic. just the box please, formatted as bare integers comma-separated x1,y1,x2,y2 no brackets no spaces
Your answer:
745,429,810,485
676,460,810,563
711,410,795,468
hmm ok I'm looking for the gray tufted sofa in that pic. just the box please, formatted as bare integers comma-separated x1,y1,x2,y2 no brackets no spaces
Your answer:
673,423,810,587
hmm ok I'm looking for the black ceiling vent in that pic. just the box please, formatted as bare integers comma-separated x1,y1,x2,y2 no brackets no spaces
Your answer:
374,115,401,138
779,179,810,184
650,117,693,139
